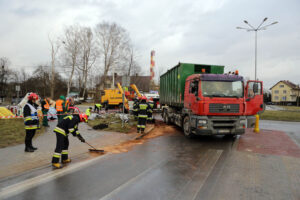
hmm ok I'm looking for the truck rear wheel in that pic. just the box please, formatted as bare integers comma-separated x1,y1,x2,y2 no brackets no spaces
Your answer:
183,116,194,138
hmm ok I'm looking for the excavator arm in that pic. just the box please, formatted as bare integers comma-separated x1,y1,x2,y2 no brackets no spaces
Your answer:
130,84,142,97
117,83,129,110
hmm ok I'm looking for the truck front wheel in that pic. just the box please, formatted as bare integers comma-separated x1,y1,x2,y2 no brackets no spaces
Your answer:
183,116,194,138
163,110,170,125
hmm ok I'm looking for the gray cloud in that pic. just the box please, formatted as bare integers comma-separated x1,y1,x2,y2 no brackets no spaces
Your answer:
0,0,299,89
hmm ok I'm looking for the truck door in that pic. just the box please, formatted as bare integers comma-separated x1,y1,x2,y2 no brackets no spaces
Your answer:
185,79,199,113
245,81,264,115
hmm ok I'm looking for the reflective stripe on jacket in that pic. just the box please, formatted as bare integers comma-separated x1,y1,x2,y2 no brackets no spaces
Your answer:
138,103,150,118
23,103,39,130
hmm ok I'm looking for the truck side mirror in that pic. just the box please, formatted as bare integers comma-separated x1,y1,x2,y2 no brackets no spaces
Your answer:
253,83,258,94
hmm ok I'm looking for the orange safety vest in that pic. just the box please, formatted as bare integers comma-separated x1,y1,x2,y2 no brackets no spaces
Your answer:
44,99,50,110
56,99,63,112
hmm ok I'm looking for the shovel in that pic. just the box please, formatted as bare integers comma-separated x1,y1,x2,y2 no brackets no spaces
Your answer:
85,141,105,153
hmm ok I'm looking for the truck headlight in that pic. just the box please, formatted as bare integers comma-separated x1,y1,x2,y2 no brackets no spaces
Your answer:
240,119,246,125
198,120,207,125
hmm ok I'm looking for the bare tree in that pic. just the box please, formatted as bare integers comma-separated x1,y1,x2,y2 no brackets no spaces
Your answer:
77,27,97,99
48,35,61,99
0,57,11,98
61,25,82,96
94,22,130,88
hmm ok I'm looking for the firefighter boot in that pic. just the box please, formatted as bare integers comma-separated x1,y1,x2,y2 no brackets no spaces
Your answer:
25,147,34,152
62,159,72,164
52,163,63,169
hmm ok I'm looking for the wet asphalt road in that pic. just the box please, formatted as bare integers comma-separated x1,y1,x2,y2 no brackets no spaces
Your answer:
2,120,300,200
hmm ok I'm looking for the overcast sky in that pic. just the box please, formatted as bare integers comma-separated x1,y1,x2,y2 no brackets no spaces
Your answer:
0,0,299,89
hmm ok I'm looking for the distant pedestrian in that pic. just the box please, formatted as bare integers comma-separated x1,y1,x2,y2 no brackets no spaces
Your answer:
41,97,50,127
55,96,66,124
23,93,40,152
51,114,88,169
137,96,151,134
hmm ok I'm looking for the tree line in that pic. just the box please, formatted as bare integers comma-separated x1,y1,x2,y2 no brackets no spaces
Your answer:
0,22,143,101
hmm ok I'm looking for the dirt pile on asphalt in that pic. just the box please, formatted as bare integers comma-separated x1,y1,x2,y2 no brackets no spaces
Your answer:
94,122,180,155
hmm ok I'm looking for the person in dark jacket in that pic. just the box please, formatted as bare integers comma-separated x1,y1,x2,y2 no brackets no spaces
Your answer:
23,93,40,152
51,113,88,169
132,98,139,118
137,96,151,134
41,97,50,127
147,98,154,123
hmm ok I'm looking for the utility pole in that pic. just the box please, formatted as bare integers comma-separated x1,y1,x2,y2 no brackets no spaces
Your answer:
237,18,278,80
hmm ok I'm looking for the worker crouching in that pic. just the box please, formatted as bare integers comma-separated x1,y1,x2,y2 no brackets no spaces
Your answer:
137,96,151,134
94,103,102,113
51,113,88,169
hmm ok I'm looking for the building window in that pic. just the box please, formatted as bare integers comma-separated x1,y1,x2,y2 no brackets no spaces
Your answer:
283,90,286,94
279,85,284,88
274,90,279,94
275,96,279,100
282,96,286,101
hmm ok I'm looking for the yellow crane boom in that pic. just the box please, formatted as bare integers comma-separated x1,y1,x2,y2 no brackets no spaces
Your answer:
130,84,142,97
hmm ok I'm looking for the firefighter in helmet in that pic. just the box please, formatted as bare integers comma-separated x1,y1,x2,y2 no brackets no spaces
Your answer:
23,93,40,152
137,96,151,133
51,113,88,169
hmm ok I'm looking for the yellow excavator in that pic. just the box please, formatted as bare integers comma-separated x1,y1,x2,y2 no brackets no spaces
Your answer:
101,83,129,111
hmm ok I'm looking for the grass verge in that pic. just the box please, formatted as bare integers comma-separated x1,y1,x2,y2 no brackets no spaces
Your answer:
88,114,137,133
260,110,300,122
277,105,300,111
0,118,45,148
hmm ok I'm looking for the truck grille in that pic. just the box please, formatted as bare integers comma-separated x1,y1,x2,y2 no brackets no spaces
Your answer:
209,104,239,113
210,116,238,130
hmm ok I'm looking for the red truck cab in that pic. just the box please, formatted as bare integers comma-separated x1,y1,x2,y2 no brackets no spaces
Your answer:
181,73,263,137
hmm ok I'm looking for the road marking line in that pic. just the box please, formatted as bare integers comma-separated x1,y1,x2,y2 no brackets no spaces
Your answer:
0,154,110,199
173,149,223,200
191,150,223,200
99,160,165,200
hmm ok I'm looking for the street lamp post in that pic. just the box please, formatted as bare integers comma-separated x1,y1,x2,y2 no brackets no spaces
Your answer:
237,18,278,80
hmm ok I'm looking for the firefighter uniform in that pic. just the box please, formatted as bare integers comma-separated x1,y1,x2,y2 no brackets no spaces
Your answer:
55,96,66,124
23,100,40,152
137,99,151,133
147,100,154,123
132,99,139,117
52,114,85,168
41,98,50,127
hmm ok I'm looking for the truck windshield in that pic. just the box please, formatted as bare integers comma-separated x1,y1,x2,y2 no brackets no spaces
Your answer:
201,81,243,98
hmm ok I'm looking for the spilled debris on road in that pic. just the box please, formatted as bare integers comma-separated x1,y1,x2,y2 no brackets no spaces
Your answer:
88,121,180,157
